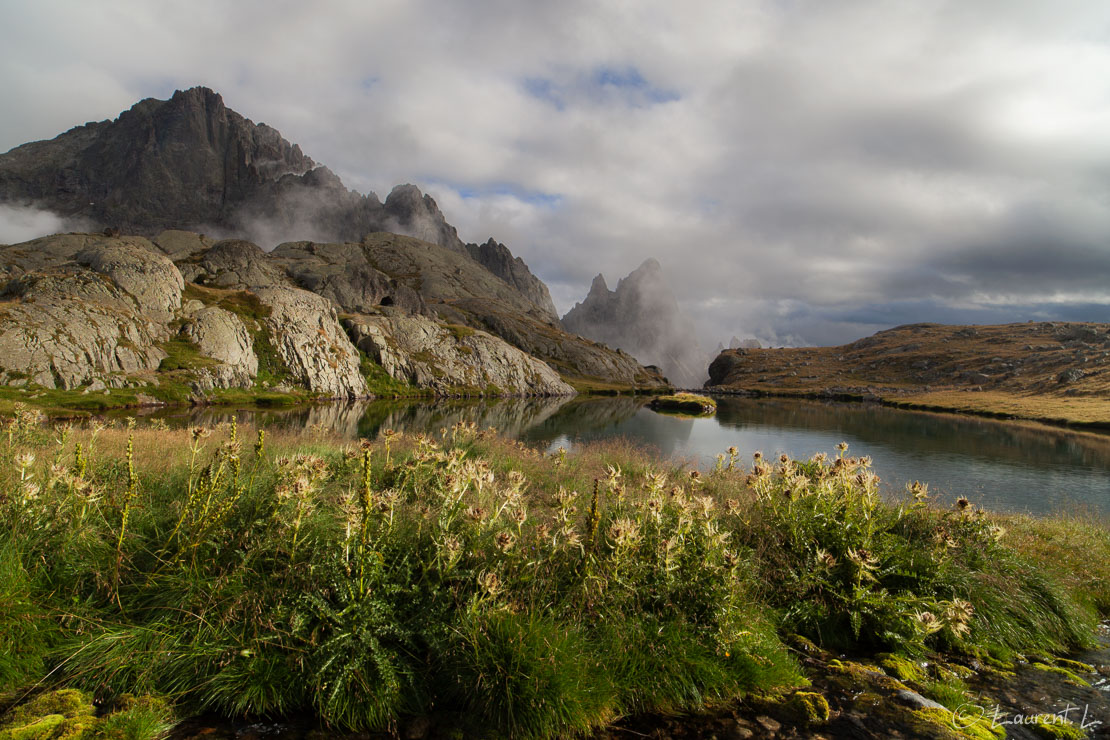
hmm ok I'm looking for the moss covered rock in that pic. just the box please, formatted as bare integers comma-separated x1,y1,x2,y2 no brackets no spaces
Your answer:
782,690,830,725
879,653,926,683
1032,662,1091,687
649,393,717,415
0,689,97,740
1027,714,1088,739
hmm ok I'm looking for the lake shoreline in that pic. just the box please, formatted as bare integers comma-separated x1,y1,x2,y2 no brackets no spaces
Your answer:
701,384,1110,433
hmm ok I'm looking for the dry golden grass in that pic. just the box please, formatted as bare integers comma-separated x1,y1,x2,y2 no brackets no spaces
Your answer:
55,420,352,475
890,390,1110,426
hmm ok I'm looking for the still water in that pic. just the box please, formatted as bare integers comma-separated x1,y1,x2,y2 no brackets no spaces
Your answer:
128,395,1110,517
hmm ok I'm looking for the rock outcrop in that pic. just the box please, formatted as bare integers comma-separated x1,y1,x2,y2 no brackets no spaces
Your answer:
352,233,667,389
0,269,167,389
562,259,706,387
269,240,428,316
180,306,258,390
345,315,574,396
382,184,467,253
0,235,186,389
0,229,666,399
178,238,291,289
252,285,365,397
465,238,559,321
0,232,363,397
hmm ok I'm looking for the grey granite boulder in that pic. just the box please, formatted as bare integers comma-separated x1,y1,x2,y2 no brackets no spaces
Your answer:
345,314,573,396
178,239,289,289
0,270,165,389
253,285,365,397
75,242,183,322
181,306,258,389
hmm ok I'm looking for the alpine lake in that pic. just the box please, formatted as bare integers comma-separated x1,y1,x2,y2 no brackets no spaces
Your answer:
112,394,1110,518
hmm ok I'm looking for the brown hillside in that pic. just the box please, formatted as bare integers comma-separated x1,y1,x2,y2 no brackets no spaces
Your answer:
707,322,1110,426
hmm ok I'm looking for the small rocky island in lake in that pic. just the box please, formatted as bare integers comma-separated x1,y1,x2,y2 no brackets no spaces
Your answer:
649,392,718,415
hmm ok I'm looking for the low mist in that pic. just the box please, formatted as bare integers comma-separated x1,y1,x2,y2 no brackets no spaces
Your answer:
0,203,90,244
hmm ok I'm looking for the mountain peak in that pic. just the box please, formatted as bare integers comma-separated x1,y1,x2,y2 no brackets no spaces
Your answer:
588,273,609,295
563,260,705,386
0,87,562,321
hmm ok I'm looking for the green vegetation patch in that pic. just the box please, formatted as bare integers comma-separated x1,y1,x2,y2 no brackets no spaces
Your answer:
650,392,717,415
442,322,475,340
1031,662,1090,687
878,653,926,683
251,326,292,386
183,283,271,321
0,421,1107,738
157,338,217,372
358,351,425,398
782,691,830,725
1026,714,1088,739
0,689,96,740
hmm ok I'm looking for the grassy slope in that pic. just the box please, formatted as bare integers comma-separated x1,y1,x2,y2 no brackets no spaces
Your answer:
708,321,1110,427
0,413,1106,738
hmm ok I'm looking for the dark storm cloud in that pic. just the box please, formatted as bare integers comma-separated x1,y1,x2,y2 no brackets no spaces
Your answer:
2,0,1109,349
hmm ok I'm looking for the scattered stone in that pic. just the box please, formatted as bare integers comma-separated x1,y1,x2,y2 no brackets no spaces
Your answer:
754,715,781,733
894,689,947,711
1057,368,1085,384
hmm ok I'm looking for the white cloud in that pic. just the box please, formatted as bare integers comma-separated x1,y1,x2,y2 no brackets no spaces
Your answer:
2,0,1110,347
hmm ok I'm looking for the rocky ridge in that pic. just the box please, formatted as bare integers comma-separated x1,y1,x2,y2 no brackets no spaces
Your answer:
0,231,585,401
0,86,557,320
706,321,1110,425
465,238,559,321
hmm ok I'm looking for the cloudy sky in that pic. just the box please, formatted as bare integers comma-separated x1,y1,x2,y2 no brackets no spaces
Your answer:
3,0,1110,348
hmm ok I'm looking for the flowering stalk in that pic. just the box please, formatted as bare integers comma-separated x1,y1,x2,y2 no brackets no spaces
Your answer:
114,430,138,598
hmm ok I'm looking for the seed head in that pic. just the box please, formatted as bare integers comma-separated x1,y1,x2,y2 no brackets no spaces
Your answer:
477,570,501,597
20,481,41,501
609,517,640,547
914,611,943,635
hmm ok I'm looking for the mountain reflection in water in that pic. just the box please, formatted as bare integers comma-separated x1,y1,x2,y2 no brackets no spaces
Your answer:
119,396,1110,517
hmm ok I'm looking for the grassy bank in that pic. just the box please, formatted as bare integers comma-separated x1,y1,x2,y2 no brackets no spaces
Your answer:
1,405,1108,738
